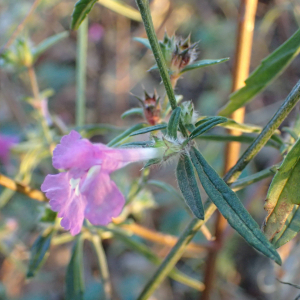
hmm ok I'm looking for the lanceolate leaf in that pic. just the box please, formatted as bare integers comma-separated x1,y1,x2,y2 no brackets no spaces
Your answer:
196,117,262,133
147,180,184,200
121,108,144,119
180,58,229,74
32,32,69,61
167,107,181,139
189,146,281,264
196,134,281,149
130,124,167,136
219,28,300,116
27,229,54,278
107,123,148,147
190,117,227,139
133,37,151,49
98,0,141,22
71,0,97,30
66,236,85,300
119,141,153,148
271,205,300,248
176,154,204,220
264,137,300,240
143,158,161,168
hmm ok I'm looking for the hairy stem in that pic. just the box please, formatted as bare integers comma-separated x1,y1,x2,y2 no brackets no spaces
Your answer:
135,0,187,136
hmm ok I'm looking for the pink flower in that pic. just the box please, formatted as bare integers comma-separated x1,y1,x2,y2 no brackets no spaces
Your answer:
88,23,104,43
0,134,17,165
41,130,161,235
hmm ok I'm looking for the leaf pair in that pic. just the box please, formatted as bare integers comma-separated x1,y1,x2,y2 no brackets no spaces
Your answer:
176,147,281,264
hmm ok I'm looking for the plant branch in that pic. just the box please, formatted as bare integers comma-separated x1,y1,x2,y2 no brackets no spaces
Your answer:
0,173,46,202
136,79,300,300
135,0,188,136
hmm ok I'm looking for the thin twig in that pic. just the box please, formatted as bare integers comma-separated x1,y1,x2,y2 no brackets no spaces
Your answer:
0,173,46,202
120,223,207,254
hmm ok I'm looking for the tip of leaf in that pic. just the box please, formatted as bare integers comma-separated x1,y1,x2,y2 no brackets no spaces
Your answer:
275,255,282,266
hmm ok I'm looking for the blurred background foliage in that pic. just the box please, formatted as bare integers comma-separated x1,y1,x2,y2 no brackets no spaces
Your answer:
0,0,300,299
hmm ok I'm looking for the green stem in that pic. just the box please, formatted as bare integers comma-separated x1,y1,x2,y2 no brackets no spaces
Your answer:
91,234,112,300
135,0,187,137
136,80,300,300
76,18,88,127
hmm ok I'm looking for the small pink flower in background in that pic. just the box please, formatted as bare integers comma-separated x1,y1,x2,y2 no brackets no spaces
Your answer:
88,23,104,43
41,130,161,235
0,134,17,165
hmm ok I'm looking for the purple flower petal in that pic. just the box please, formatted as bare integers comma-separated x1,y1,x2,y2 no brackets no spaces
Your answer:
83,171,125,226
41,172,86,235
97,146,161,172
53,130,101,171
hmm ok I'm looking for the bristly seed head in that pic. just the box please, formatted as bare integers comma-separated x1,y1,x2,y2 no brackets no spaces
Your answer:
158,32,198,77
135,90,161,125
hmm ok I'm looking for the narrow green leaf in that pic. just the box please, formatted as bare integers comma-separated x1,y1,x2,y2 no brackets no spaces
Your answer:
196,117,262,133
71,0,97,30
190,146,281,264
144,158,161,168
147,180,184,200
65,236,85,300
121,107,144,119
196,134,281,149
264,137,300,240
119,141,153,148
167,107,181,139
27,229,54,278
219,28,300,116
271,205,300,248
133,37,151,49
190,117,227,139
176,154,204,220
107,123,148,147
130,124,167,136
32,31,69,61
98,0,141,22
180,58,229,74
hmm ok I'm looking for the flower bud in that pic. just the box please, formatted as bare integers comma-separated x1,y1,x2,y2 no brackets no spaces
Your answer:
180,101,198,126
157,32,197,77
136,91,161,125
152,135,185,160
